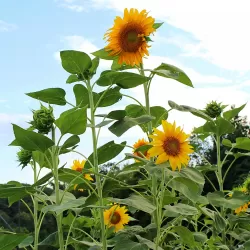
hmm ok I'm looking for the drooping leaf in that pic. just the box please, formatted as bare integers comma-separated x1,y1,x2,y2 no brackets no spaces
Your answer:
164,203,198,217
26,88,66,105
60,50,92,74
12,124,54,152
150,106,168,129
135,235,164,250
168,101,213,122
109,115,154,137
106,110,127,120
84,141,126,168
173,226,197,248
55,107,87,135
153,63,193,87
110,194,156,214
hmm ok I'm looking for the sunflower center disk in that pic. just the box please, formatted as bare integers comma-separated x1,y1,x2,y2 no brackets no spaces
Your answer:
163,137,180,156
110,212,121,224
120,27,143,52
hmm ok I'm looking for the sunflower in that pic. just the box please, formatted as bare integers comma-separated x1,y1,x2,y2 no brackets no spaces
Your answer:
235,202,250,214
103,204,130,232
71,160,93,191
133,138,150,160
148,120,193,171
104,8,155,66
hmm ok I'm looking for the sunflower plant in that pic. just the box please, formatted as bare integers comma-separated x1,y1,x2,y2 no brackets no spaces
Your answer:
1,7,250,250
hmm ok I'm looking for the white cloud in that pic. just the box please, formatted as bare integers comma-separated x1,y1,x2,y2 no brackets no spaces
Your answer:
72,0,250,72
56,0,95,12
0,20,17,32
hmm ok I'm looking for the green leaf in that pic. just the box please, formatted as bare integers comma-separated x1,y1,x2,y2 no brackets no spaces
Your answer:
168,101,213,122
234,137,250,151
114,240,148,250
12,124,54,152
222,139,232,148
164,203,198,217
42,197,87,215
207,191,249,209
92,48,116,60
32,151,45,168
32,171,53,187
135,235,164,250
89,57,100,75
97,87,122,107
55,107,87,135
106,110,126,120
73,84,99,108
179,167,205,186
223,103,246,120
0,186,35,206
153,22,164,29
168,177,201,203
61,135,80,149
58,169,93,188
60,50,92,74
173,226,197,248
26,88,66,105
109,115,154,137
96,71,149,88
66,74,80,84
150,106,168,128
193,232,207,243
111,59,135,71
199,117,235,136
18,235,34,248
153,63,193,87
39,232,58,247
110,194,156,214
0,234,28,250
214,212,227,232
84,141,126,168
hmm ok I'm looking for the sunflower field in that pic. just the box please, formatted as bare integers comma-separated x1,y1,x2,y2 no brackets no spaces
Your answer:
2,8,250,250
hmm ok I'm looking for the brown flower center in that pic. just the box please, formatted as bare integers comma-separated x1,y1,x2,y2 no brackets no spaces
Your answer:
119,25,144,52
163,137,180,156
110,211,121,224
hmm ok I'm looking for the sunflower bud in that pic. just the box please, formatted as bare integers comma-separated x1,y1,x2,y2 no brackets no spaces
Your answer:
31,104,54,134
17,148,32,168
205,101,223,118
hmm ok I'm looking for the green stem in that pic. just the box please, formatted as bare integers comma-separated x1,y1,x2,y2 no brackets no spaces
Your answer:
223,158,237,183
33,161,39,250
52,126,64,250
140,63,160,249
86,80,107,250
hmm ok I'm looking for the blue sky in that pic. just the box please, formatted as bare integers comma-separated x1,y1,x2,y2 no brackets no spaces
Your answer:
1,0,250,183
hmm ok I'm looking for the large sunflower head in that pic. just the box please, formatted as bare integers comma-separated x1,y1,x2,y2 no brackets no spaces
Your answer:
148,120,194,171
103,204,130,232
133,138,150,160
104,8,155,66
71,160,93,181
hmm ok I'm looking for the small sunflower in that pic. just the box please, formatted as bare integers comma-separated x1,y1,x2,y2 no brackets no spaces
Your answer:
148,120,193,171
133,138,150,160
104,8,155,66
104,204,130,232
235,202,250,214
71,160,93,191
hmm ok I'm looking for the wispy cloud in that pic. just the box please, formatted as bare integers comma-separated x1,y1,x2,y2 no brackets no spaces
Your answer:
0,20,17,32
